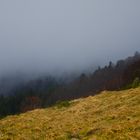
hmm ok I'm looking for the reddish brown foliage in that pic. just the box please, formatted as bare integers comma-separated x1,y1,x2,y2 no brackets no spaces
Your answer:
20,96,41,112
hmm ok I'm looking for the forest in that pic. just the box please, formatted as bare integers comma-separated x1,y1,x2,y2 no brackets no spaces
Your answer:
0,52,140,117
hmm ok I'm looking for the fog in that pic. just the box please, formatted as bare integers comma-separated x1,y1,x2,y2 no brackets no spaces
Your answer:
0,0,140,77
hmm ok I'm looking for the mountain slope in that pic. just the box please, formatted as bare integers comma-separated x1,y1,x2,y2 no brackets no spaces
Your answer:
0,88,140,140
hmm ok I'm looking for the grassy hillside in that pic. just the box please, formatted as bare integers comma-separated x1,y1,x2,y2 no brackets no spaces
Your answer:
0,88,140,140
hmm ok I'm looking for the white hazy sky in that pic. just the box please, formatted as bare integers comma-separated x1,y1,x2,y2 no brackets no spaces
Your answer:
0,0,140,76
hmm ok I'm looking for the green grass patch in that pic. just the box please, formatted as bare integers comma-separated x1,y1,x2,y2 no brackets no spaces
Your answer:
55,100,71,108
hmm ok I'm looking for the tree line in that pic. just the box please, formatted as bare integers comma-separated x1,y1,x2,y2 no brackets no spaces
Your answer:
0,52,140,118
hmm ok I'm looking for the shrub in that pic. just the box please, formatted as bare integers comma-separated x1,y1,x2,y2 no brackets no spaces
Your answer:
132,77,140,88
55,100,71,108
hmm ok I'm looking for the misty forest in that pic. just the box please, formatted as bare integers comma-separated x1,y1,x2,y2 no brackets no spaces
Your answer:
0,1,140,140
0,52,140,117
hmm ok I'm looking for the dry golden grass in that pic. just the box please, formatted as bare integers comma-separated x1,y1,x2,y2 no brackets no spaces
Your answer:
0,88,140,140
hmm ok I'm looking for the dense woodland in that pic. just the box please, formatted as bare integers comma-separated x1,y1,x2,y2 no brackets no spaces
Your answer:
0,52,140,117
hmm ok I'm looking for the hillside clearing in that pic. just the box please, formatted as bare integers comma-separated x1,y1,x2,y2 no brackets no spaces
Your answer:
0,88,140,140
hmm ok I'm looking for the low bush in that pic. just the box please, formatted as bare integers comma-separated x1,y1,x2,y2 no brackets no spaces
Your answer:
55,100,71,108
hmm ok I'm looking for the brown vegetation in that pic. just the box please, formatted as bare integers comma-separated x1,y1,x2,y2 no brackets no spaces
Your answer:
0,88,140,139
